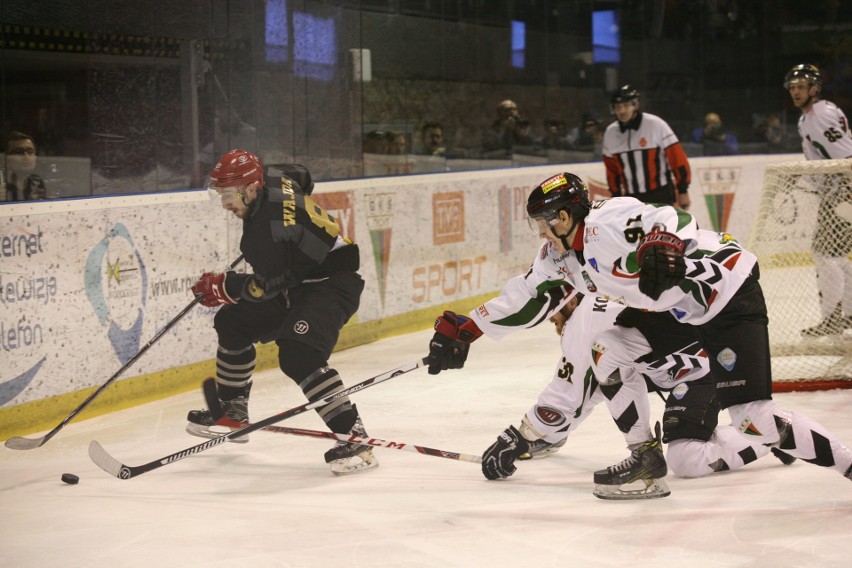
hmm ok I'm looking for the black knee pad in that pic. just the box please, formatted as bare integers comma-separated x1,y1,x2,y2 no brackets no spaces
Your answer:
277,339,327,382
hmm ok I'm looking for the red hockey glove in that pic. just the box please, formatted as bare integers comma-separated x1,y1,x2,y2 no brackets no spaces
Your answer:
636,229,686,301
192,272,238,307
427,311,483,375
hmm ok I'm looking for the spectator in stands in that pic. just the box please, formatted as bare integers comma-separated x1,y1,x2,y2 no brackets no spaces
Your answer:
573,117,604,155
540,118,571,150
752,113,787,153
566,111,598,146
363,130,388,154
691,112,739,156
3,131,46,201
482,99,530,155
385,130,407,155
418,122,447,156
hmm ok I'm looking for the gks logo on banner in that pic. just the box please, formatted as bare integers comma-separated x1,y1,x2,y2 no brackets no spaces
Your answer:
698,167,741,232
366,192,394,308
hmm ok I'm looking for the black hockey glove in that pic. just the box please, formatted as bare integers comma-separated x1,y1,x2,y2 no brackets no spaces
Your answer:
636,229,686,301
427,311,483,375
481,425,529,480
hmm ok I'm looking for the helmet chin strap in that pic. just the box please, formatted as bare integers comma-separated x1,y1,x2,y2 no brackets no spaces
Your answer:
551,223,576,251
238,182,257,206
548,212,580,250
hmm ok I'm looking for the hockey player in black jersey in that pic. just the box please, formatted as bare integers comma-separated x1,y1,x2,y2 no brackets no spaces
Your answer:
186,149,377,475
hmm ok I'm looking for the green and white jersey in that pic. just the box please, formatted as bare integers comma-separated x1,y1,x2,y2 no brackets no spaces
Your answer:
472,197,757,332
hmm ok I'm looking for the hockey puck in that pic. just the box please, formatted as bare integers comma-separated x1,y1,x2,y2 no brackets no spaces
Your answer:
61,473,79,485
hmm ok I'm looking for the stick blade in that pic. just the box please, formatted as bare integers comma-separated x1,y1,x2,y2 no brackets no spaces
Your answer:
88,441,132,479
5,436,47,450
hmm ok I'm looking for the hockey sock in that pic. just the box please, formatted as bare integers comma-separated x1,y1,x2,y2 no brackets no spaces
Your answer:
666,426,770,478
600,379,652,447
215,344,255,399
299,366,356,434
278,342,355,434
778,410,852,475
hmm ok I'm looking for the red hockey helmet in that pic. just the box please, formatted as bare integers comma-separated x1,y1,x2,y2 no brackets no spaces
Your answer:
209,149,264,188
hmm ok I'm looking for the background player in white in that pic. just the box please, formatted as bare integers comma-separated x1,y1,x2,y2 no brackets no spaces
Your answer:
602,85,692,210
428,173,852,489
785,63,852,337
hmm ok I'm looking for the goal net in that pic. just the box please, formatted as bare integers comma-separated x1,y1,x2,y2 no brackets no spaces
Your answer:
750,158,851,390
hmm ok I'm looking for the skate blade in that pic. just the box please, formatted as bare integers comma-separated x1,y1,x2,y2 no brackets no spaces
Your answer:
185,422,250,444
329,451,380,476
593,477,671,500
519,440,567,461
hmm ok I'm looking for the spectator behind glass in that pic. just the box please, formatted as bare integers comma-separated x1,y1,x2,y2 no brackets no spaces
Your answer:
691,112,739,155
573,117,603,155
3,131,46,201
752,113,787,152
482,99,523,155
363,130,388,154
419,122,446,156
540,118,570,150
385,130,407,155
566,111,599,146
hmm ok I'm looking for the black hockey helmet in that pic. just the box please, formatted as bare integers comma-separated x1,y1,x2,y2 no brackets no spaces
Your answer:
783,64,823,90
527,172,591,236
610,84,640,106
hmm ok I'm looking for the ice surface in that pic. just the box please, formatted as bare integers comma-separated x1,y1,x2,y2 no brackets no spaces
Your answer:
2,323,851,568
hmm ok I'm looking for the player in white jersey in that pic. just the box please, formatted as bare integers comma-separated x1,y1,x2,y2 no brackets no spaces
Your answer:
785,63,852,337
477,291,784,499
426,172,852,493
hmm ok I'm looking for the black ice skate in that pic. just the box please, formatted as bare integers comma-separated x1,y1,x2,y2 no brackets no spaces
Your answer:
518,437,567,460
593,423,670,500
323,407,379,476
801,304,847,337
186,379,251,444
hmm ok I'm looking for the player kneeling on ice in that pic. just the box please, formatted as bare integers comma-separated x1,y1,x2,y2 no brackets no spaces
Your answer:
486,295,801,500
187,150,377,475
477,294,672,500
429,172,852,494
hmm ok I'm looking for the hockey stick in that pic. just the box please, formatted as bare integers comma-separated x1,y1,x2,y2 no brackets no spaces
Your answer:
5,255,245,450
88,357,428,479
196,378,479,463
230,422,480,464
